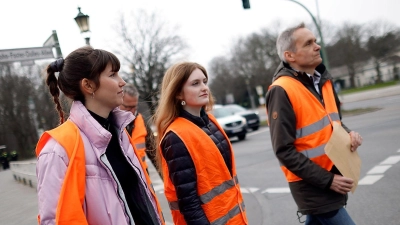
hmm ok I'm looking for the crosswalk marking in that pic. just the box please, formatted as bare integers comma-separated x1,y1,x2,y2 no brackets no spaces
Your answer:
240,188,250,193
380,155,400,165
261,187,290,194
153,184,164,192
240,187,259,193
366,165,392,174
356,149,400,186
358,175,384,185
247,187,260,193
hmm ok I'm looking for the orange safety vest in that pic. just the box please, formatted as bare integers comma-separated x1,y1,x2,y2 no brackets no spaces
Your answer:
130,113,149,170
160,114,248,225
35,120,165,225
270,76,340,182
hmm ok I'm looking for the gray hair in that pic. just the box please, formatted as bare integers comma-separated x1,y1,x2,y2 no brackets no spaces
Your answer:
124,83,139,97
276,22,305,62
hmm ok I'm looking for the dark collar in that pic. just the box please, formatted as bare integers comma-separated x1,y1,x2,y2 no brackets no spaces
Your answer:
88,110,113,131
274,61,331,84
179,109,209,127
280,61,326,76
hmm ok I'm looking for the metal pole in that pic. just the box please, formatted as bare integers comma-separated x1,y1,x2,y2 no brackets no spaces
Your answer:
315,0,321,26
286,0,330,70
52,30,63,58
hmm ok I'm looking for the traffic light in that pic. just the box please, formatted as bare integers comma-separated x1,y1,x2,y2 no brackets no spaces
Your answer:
242,0,250,9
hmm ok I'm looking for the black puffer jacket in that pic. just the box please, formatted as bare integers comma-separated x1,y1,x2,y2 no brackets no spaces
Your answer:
161,109,232,225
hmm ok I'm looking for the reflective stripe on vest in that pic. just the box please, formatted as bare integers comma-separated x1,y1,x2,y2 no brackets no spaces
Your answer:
161,114,248,225
131,113,148,168
270,76,340,182
295,112,340,159
211,202,246,225
296,112,340,138
168,175,239,210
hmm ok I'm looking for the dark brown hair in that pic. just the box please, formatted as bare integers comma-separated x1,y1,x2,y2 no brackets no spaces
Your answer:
46,46,120,124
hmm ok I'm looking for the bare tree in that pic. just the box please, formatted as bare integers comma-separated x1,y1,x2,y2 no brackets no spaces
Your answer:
33,79,61,131
114,10,188,116
365,20,400,83
0,64,38,159
0,61,67,160
326,23,369,88
208,56,236,104
209,27,280,107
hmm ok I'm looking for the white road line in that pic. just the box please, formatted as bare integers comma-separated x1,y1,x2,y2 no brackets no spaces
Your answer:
366,165,392,174
240,187,250,193
247,187,259,193
358,175,384,185
240,187,259,193
153,184,164,192
380,155,400,165
261,187,290,194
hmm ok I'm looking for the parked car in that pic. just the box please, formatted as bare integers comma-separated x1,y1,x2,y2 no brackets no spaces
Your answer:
223,104,260,131
212,105,247,140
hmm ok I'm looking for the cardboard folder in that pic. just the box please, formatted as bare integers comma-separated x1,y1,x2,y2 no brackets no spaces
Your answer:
324,122,361,193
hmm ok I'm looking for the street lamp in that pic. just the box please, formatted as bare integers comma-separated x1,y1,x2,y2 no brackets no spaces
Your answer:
74,7,91,45
286,0,330,70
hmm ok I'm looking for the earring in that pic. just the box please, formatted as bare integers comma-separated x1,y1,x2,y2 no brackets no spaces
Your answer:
181,100,186,106
91,92,95,99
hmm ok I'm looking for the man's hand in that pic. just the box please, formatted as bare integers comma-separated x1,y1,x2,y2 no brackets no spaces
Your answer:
330,174,354,195
349,131,363,151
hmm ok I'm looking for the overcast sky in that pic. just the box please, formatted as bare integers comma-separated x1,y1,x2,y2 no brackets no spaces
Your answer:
0,0,397,70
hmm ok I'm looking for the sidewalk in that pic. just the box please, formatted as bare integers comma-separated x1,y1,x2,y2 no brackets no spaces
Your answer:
339,83,400,103
0,169,38,225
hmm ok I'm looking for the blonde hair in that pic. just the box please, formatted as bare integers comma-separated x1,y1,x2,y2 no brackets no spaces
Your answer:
153,62,214,173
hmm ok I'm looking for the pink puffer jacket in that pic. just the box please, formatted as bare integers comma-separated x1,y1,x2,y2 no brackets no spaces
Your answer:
36,101,162,225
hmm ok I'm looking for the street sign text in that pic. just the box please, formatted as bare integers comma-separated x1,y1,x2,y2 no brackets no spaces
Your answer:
0,47,54,63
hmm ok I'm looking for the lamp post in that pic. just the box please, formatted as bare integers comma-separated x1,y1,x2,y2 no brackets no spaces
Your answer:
74,7,91,45
286,0,330,70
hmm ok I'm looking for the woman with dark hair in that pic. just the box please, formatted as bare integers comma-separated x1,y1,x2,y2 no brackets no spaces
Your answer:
153,62,248,225
36,46,165,225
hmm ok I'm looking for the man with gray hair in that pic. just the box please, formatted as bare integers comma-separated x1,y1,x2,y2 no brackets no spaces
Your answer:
265,23,363,224
120,83,150,173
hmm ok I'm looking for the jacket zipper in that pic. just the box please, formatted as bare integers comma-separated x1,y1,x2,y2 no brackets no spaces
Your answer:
99,153,135,224
118,130,161,225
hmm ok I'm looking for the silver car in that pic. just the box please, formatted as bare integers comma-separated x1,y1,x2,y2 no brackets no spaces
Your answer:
212,105,247,141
